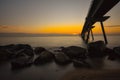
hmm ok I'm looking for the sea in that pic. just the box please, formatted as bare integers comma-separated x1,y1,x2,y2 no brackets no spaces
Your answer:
0,35,120,80
0,35,119,48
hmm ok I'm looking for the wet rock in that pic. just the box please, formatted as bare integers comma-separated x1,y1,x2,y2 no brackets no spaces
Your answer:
0,44,16,60
11,49,34,59
23,48,34,56
61,46,87,59
15,44,32,50
88,41,106,57
0,45,16,60
34,51,54,65
104,48,116,60
34,47,46,54
0,44,34,61
73,59,90,68
113,46,120,55
11,56,33,69
104,47,113,54
13,44,34,57
108,46,120,60
0,49,12,60
54,52,71,65
2,44,15,50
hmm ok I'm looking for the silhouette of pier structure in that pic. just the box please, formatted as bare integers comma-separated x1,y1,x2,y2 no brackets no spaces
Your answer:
81,0,120,44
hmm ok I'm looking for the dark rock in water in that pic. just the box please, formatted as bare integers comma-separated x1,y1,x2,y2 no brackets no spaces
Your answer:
11,56,33,69
15,49,28,57
108,46,120,60
34,47,46,54
9,44,34,69
88,41,106,57
104,48,116,60
60,47,65,50
14,44,33,52
113,46,120,55
12,49,34,59
0,45,17,60
34,51,54,65
73,59,90,68
104,47,113,54
13,44,34,57
23,48,34,56
54,52,71,65
0,49,12,60
61,46,86,59
0,44,16,60
3,44,15,50
0,44,34,61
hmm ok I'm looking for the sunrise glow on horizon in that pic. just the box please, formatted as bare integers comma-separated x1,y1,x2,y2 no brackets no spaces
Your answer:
0,0,119,35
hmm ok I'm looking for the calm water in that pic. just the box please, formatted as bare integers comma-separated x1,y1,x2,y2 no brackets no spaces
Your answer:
0,35,120,80
0,36,86,48
0,35,119,48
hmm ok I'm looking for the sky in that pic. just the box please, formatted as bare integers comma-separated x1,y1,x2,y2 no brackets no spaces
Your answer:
0,0,120,35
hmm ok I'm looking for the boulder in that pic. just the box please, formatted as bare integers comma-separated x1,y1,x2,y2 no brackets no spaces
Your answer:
0,44,34,61
13,44,34,57
104,48,116,60
34,47,46,54
61,46,87,59
34,51,54,65
2,44,15,51
73,59,90,68
0,44,16,60
88,41,106,57
54,52,71,65
23,48,34,56
113,46,120,55
0,49,12,60
13,44,33,52
11,56,33,69
108,46,120,60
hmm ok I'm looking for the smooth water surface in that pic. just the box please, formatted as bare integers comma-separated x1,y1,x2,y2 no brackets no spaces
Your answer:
0,35,120,80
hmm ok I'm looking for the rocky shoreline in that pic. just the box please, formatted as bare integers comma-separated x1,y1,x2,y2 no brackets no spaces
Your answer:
0,40,120,69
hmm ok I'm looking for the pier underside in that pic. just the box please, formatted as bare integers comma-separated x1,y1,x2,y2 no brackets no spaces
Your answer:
81,0,120,44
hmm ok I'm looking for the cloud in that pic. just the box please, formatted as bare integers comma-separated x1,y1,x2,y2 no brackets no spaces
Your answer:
105,25,120,27
0,25,8,28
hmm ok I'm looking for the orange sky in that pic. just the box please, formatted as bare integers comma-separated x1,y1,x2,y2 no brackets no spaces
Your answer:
0,24,120,35
0,0,119,35
92,23,120,34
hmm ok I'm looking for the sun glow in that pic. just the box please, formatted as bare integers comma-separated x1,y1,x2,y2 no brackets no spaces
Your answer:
0,23,120,35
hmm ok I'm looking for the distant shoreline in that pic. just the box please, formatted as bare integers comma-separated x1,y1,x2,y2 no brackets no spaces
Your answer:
0,33,119,37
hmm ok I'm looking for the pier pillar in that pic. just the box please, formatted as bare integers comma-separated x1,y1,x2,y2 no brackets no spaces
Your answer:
100,21,108,44
90,29,94,41
86,29,90,43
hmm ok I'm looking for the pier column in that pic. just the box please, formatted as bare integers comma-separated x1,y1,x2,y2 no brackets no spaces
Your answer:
86,28,90,43
90,29,94,40
100,21,108,44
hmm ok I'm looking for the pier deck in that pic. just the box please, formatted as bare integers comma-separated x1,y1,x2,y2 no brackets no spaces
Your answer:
81,0,120,44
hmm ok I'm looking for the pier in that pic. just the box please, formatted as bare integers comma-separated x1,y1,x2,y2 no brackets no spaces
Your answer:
81,0,120,44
